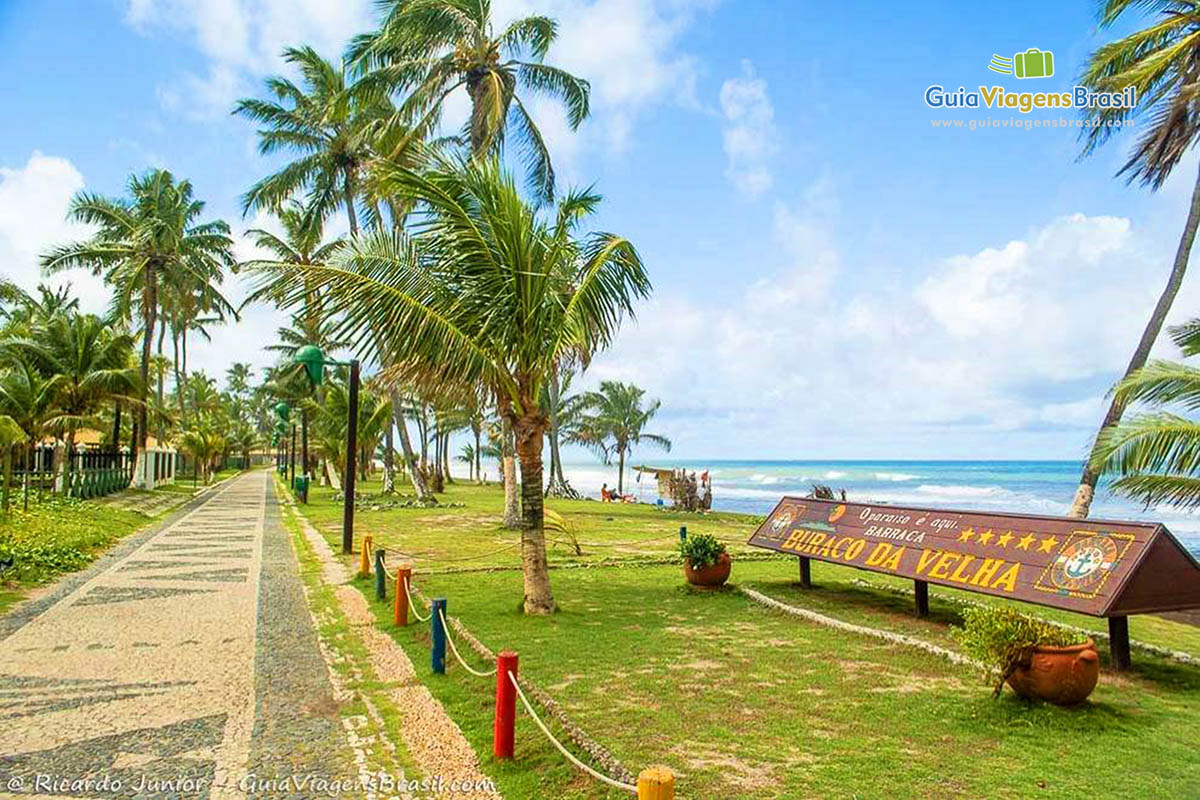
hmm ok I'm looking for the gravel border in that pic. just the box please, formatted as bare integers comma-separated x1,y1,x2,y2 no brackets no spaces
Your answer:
283,494,501,799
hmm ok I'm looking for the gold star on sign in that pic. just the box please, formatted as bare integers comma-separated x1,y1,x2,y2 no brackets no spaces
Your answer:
957,528,975,543
1038,536,1059,554
995,531,1014,548
976,529,994,546
1016,534,1036,550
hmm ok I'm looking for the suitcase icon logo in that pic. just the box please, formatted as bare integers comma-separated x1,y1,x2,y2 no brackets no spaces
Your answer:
988,48,1055,79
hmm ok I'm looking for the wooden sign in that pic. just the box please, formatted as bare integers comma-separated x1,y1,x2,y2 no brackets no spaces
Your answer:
748,497,1200,617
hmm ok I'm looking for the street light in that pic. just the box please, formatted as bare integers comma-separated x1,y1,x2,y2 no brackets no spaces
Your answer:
294,344,360,555
274,402,296,487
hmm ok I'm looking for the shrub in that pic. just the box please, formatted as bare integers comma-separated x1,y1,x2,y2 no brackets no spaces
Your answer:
679,533,727,569
953,605,1083,696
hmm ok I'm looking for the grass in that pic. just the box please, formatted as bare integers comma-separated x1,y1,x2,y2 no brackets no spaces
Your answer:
293,477,1200,799
0,494,154,614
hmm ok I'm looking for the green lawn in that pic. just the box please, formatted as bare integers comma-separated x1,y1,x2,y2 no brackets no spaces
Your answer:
0,495,155,613
293,477,1200,799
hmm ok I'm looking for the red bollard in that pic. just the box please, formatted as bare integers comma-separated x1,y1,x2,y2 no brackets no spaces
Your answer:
395,565,411,626
493,651,519,759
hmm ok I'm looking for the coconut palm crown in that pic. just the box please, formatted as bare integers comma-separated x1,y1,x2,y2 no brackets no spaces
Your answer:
351,0,590,201
248,157,648,613
1093,318,1200,508
39,169,235,460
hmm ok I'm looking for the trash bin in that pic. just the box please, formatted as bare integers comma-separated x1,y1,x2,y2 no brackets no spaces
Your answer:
294,475,309,504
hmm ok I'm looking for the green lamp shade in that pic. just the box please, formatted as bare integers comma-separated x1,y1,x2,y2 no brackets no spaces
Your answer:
294,344,326,386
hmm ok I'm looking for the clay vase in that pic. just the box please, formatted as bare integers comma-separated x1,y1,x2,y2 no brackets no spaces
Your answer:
684,552,732,587
1006,639,1100,706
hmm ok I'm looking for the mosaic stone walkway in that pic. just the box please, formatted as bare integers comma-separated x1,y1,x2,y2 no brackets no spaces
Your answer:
0,471,355,798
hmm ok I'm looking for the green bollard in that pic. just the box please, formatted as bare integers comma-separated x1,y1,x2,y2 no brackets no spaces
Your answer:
374,548,387,601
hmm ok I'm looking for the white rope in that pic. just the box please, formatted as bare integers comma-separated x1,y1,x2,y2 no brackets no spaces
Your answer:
402,576,431,623
507,672,637,794
438,609,497,677
739,586,981,669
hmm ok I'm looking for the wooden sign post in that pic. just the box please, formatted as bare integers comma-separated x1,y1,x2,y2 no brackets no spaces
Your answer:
749,497,1200,669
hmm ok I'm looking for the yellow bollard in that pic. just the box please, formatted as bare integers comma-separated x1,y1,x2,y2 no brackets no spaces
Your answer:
637,766,675,800
358,534,373,578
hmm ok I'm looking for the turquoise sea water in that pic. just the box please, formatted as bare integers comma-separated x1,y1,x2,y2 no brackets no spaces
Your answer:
559,459,1200,558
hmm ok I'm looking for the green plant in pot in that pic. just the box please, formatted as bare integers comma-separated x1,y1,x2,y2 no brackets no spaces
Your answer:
679,533,731,587
954,605,1099,705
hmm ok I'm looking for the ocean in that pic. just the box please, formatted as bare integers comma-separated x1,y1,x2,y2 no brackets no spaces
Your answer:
558,459,1200,558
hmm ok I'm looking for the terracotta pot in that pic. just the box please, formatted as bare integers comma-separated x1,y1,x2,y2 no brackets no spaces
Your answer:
1006,639,1100,706
684,552,731,587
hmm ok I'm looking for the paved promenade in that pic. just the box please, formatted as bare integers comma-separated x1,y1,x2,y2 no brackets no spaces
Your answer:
0,471,353,798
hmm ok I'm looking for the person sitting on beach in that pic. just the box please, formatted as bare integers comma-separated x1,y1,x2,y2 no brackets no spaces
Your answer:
600,483,611,502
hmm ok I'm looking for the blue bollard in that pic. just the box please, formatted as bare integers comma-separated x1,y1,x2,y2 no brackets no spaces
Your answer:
431,598,447,674
679,525,688,543
374,548,387,600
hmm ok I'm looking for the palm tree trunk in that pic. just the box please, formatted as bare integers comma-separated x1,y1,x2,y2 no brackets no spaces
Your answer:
136,266,157,466
514,413,555,614
156,317,166,410
617,446,626,495
1069,161,1200,518
389,390,433,502
383,422,395,494
172,328,184,422
111,401,122,451
344,172,359,237
442,432,454,483
418,407,429,470
62,426,76,496
502,416,520,528
180,328,189,425
474,425,482,483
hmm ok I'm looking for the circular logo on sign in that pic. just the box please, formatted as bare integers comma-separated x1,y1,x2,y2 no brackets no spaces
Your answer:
770,509,795,534
1050,535,1119,593
828,504,846,523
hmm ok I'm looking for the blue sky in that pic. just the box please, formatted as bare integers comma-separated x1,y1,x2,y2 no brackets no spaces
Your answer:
1,0,1196,462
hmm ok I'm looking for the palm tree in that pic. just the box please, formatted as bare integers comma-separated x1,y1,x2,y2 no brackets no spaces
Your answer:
179,423,226,484
1070,2,1200,517
244,200,346,328
0,355,59,508
226,362,254,396
1092,318,1200,507
40,169,235,484
6,314,138,492
457,442,477,481
577,381,670,495
249,158,649,613
351,0,590,201
236,46,393,237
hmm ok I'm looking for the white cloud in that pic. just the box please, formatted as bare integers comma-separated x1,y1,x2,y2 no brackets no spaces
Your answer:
125,0,374,117
719,59,777,197
0,152,109,315
125,0,716,172
584,202,1197,459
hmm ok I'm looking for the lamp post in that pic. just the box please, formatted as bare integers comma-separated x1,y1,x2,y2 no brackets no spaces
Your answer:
273,402,291,478
295,345,360,554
